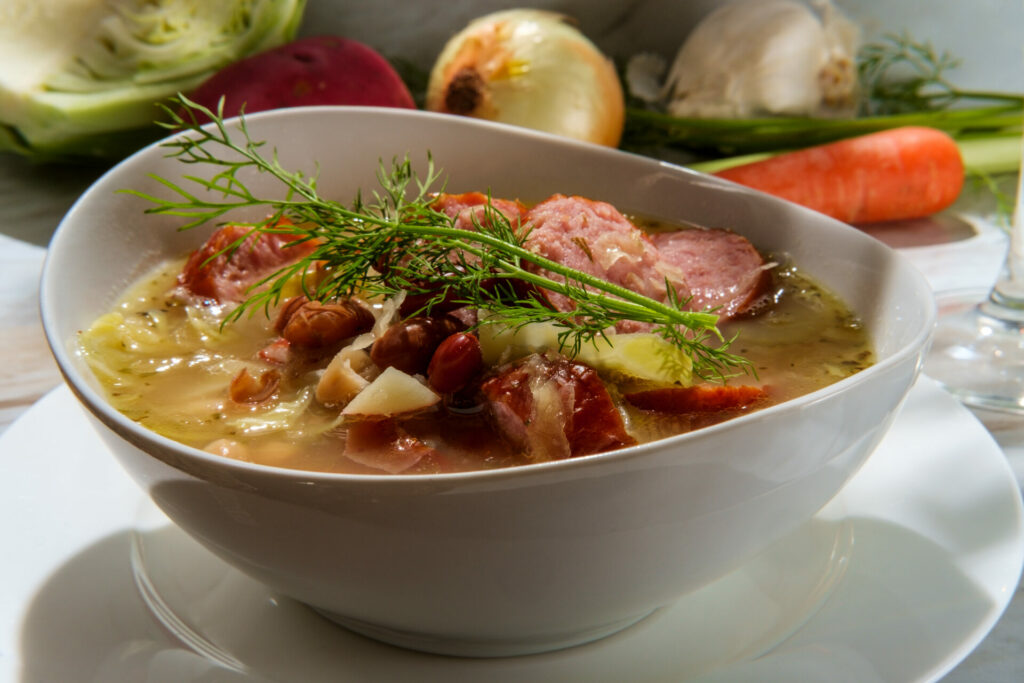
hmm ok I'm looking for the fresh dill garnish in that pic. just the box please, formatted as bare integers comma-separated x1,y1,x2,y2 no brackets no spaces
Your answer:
121,94,752,382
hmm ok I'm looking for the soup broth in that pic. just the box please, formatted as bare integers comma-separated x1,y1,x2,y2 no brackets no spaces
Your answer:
79,209,873,475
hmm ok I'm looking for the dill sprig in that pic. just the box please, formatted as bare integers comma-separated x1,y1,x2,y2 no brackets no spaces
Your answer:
122,94,751,382
858,32,1024,116
857,32,963,115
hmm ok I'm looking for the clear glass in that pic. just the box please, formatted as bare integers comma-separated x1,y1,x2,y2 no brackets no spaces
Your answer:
924,134,1024,412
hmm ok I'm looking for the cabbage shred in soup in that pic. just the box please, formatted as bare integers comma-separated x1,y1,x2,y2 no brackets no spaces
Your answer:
79,187,872,475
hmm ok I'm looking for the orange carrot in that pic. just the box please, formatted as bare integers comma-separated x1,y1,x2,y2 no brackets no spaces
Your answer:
625,385,767,414
713,126,965,224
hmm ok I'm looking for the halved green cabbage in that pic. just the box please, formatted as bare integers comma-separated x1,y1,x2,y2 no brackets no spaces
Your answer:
0,0,305,160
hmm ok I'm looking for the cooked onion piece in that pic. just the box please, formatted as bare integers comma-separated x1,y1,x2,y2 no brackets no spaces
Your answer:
426,9,625,147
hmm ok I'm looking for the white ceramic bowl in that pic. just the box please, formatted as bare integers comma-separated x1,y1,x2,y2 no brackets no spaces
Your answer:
41,107,935,657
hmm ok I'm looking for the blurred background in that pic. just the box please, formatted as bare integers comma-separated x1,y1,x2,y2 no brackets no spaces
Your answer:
301,0,1023,94
2,0,1021,246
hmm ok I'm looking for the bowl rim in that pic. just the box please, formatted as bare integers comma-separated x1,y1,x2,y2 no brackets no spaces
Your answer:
40,105,939,486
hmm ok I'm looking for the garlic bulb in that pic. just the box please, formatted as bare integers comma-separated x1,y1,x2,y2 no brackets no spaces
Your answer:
426,9,625,147
660,0,859,119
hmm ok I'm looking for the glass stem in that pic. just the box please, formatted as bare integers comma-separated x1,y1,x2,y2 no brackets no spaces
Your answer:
986,130,1024,315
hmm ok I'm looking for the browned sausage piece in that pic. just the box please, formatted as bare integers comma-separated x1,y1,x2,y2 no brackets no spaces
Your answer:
276,296,374,349
258,338,292,365
651,228,772,320
398,275,551,318
431,191,527,233
480,353,635,461
396,192,528,317
229,368,281,404
179,221,319,304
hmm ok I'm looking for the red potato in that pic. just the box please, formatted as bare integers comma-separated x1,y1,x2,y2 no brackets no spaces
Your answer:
714,126,965,224
188,36,415,118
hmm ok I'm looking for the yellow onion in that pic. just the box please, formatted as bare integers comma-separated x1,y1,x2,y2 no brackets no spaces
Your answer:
426,9,624,147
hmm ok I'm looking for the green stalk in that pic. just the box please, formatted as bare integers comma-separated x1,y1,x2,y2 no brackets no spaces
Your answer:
685,133,1023,176
410,226,720,330
624,103,1023,154
952,89,1024,105
957,133,1024,175
686,153,772,174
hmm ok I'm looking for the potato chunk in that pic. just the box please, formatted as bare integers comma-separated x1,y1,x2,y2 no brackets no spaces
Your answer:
316,346,377,406
342,367,441,417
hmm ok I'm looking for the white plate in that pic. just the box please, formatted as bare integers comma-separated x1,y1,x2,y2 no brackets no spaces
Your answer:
1,377,1021,682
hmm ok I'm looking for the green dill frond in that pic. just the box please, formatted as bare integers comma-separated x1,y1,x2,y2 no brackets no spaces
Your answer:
123,94,755,382
857,32,962,116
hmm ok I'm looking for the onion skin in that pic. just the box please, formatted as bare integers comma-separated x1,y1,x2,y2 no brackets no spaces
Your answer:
426,10,625,147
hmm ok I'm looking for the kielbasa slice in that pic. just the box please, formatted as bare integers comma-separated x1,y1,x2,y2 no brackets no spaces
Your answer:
626,384,768,413
431,191,527,232
651,228,771,319
523,195,688,332
480,353,635,460
343,419,453,474
179,222,319,304
396,192,528,316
